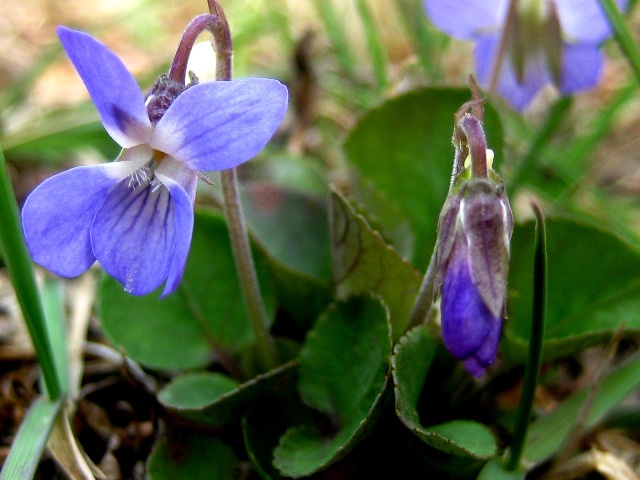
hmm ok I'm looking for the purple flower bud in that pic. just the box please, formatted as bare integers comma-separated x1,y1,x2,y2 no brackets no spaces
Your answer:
436,177,513,377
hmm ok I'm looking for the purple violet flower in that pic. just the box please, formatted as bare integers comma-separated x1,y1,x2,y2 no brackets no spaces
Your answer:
21,27,288,296
423,0,626,110
435,115,513,377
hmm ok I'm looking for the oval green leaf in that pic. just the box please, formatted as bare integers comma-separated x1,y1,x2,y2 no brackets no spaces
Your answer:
504,218,640,363
330,189,422,338
157,361,298,426
147,432,238,480
98,210,276,370
273,295,392,477
344,87,504,270
392,324,497,459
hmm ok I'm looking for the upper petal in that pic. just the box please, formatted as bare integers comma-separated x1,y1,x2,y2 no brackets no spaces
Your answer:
559,43,603,94
555,0,627,44
154,158,196,297
423,0,507,39
21,155,147,277
57,26,153,147
151,78,288,171
91,178,175,296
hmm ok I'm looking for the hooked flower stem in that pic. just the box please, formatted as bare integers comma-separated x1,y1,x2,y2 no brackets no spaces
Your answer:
180,0,279,371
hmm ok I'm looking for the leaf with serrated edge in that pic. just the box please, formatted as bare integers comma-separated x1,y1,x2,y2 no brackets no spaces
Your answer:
392,325,497,459
344,87,503,270
504,218,640,363
330,189,421,339
158,361,297,426
273,296,392,478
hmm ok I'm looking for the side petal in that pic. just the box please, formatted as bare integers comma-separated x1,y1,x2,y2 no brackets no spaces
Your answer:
559,43,603,94
21,157,146,277
155,159,196,297
555,0,627,44
91,180,174,296
441,236,491,359
151,78,288,171
462,316,501,377
460,192,510,318
475,36,551,111
423,0,507,39
57,27,152,147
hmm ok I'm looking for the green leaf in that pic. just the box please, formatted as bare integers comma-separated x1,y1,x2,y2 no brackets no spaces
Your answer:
158,373,239,409
158,361,297,426
0,396,63,480
477,458,526,480
344,87,504,270
147,432,239,480
241,183,331,282
330,189,422,339
273,296,392,477
98,210,276,370
523,353,640,464
243,396,313,480
3,104,119,162
393,325,497,459
504,218,640,363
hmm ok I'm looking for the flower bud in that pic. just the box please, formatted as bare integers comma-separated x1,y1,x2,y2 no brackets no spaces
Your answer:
435,114,513,377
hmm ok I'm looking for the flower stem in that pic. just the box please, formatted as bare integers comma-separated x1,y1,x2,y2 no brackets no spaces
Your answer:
220,169,279,370
407,249,437,328
506,202,547,471
169,10,232,84
195,0,278,371
0,147,62,400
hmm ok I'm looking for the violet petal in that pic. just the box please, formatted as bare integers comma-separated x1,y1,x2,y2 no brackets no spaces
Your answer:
460,191,510,318
57,27,152,147
555,0,627,44
151,78,288,171
422,0,507,40
154,159,196,297
21,157,146,277
91,177,175,296
441,236,492,359
559,43,603,94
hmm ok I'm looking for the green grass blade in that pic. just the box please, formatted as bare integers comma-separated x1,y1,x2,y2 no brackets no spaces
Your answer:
312,0,356,75
560,81,636,179
0,396,64,480
506,204,547,471
599,0,640,84
42,278,70,395
355,0,388,90
508,96,572,191
0,146,62,400
523,352,640,463
393,0,444,80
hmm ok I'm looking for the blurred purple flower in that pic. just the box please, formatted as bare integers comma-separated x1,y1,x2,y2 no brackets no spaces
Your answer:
423,0,626,110
22,27,288,296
